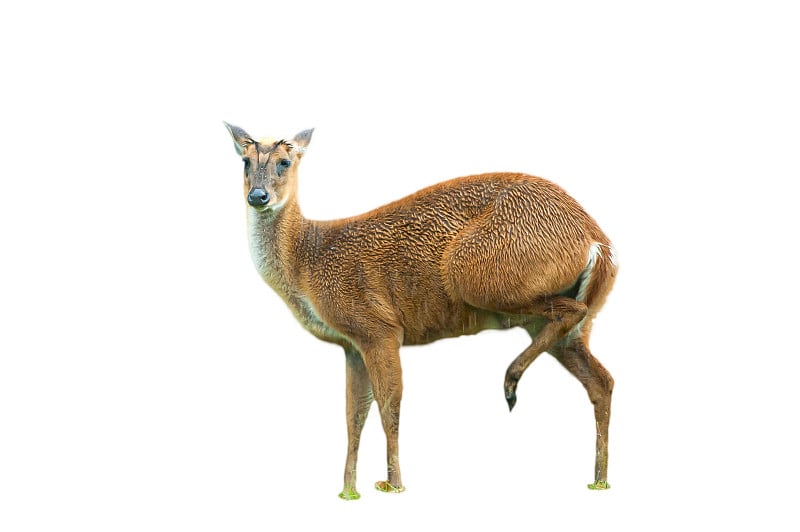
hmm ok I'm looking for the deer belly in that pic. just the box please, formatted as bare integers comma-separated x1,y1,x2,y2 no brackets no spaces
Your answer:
402,307,534,345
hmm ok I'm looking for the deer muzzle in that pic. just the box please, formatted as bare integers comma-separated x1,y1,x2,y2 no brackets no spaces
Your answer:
248,188,270,208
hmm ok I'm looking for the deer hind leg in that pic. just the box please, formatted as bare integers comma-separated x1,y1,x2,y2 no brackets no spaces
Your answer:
549,337,614,490
339,348,374,500
500,296,589,411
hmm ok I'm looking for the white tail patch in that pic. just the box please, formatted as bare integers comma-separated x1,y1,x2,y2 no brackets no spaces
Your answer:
564,242,603,342
609,244,619,267
575,242,601,303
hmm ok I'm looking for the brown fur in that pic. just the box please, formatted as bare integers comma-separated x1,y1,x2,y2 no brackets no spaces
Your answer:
225,123,618,498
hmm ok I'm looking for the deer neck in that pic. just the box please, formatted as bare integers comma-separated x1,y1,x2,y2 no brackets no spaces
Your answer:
247,199,305,295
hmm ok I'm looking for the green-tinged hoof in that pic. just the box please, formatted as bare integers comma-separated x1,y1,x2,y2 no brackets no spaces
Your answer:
375,481,406,493
587,480,611,490
338,487,361,500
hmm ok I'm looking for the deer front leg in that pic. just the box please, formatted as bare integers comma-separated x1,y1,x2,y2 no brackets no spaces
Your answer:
339,348,373,500
360,337,405,494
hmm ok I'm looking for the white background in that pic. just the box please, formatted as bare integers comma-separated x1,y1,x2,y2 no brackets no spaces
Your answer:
1,1,798,530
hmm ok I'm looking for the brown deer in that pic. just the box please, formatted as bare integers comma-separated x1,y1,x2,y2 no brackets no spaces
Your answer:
224,123,618,500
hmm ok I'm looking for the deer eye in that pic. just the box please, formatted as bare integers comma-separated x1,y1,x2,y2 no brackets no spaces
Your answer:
278,159,291,169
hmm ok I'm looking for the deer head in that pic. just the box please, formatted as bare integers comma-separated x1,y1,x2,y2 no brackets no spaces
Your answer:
224,123,314,212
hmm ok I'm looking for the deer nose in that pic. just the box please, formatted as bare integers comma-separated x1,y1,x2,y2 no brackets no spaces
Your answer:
248,188,270,207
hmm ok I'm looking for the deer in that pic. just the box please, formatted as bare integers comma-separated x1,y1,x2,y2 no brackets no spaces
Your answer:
224,123,618,500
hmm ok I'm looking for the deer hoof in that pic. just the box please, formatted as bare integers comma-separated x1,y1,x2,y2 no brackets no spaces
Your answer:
587,480,611,490
338,487,361,500
504,377,518,411
375,481,406,494
505,389,517,411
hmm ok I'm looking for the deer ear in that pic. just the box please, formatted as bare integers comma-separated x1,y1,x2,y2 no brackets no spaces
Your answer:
224,121,254,156
292,128,314,154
